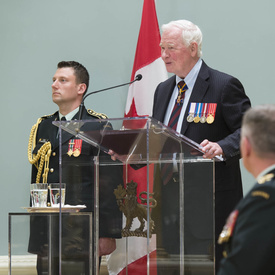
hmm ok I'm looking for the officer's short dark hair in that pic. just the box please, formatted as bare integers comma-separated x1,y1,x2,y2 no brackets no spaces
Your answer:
57,61,89,94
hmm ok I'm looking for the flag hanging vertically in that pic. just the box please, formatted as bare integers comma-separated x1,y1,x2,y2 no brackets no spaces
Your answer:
106,0,167,274
124,0,167,119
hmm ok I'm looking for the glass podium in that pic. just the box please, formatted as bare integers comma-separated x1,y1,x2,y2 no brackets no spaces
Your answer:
9,117,218,275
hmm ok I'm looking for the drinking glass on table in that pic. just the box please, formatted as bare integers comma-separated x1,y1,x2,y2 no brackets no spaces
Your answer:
30,183,48,207
49,183,66,207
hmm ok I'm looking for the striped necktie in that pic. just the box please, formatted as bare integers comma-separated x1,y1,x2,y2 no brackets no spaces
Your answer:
161,81,188,185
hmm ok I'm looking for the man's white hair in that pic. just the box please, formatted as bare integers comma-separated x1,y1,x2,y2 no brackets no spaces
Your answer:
162,20,203,58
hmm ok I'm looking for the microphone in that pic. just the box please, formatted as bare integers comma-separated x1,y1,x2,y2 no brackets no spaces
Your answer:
78,74,142,120
135,74,142,81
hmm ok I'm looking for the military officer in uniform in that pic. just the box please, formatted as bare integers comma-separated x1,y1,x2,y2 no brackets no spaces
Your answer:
218,104,275,275
28,61,122,274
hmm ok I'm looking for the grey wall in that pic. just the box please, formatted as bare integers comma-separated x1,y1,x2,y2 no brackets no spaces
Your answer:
1,0,273,255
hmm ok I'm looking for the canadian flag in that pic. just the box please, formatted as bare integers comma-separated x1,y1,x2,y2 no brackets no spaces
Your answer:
106,0,167,274
124,1,167,118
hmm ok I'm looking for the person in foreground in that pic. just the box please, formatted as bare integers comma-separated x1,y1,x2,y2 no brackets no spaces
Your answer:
28,61,122,274
152,19,251,272
218,104,275,275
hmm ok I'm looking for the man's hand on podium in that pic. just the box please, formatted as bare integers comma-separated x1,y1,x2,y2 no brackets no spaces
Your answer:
108,149,118,161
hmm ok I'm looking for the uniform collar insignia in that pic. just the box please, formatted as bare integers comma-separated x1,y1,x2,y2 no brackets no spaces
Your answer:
257,173,274,184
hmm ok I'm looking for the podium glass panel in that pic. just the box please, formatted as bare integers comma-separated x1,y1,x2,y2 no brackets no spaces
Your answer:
53,117,217,275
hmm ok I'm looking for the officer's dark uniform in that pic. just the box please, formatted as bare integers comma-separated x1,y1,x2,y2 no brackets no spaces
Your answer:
28,107,122,275
218,169,275,275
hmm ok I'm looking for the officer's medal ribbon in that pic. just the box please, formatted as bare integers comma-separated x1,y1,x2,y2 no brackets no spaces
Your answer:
218,209,239,244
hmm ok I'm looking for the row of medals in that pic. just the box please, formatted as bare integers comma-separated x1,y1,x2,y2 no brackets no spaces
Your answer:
176,93,215,124
187,113,214,124
67,139,81,157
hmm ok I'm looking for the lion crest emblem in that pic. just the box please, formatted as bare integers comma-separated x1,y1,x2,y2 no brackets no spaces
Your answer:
114,180,157,238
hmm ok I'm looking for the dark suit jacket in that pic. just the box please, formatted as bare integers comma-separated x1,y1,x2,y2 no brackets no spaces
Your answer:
218,170,275,275
29,107,122,255
152,61,251,249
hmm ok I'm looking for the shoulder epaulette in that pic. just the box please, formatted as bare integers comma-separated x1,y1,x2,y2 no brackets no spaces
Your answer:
40,112,57,120
87,109,108,119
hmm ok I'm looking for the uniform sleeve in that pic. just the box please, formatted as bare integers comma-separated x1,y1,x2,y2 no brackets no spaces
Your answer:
218,185,275,275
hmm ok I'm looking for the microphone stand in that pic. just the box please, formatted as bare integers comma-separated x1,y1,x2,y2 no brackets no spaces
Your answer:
78,74,142,120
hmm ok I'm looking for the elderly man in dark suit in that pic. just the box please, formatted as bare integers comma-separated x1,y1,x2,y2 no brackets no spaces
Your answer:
152,20,251,273
218,104,275,275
